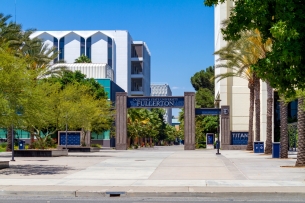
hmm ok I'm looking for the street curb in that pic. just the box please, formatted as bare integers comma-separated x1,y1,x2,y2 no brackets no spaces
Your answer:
0,190,76,197
1,190,305,198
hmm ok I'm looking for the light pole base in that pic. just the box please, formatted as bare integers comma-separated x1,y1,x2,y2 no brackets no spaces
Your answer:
216,153,221,155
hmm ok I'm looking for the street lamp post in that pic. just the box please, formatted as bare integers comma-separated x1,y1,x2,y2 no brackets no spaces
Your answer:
11,124,15,161
215,98,221,155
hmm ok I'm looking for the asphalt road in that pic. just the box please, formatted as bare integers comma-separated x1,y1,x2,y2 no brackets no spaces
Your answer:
0,196,304,203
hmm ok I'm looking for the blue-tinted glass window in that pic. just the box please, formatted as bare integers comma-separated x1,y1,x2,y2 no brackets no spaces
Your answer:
80,37,85,56
53,37,58,63
107,37,112,67
59,37,65,61
86,37,91,60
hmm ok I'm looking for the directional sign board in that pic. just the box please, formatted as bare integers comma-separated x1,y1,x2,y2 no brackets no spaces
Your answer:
127,97,184,108
195,108,221,115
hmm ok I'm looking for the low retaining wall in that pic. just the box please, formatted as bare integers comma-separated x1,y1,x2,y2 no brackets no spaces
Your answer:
0,161,9,169
221,144,247,150
15,150,68,157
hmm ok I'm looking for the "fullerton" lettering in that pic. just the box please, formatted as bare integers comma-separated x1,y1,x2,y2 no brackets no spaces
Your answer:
136,100,175,107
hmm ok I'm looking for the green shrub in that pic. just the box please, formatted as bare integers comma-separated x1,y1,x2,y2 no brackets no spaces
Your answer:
0,142,7,148
32,136,57,149
91,143,102,148
196,143,206,149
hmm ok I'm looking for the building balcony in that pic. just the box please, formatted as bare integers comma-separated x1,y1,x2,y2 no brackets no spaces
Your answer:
130,90,144,96
131,57,143,61
131,72,144,78
131,78,143,95
131,86,144,96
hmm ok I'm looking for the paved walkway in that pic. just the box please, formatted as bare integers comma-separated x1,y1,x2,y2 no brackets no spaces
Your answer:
0,146,304,197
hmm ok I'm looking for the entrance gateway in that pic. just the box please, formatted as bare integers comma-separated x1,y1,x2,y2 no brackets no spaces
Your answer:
115,92,230,150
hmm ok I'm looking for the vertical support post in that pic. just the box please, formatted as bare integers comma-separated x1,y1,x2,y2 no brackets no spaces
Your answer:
184,92,195,150
116,92,128,150
11,124,15,161
65,123,68,149
216,110,221,155
221,105,230,149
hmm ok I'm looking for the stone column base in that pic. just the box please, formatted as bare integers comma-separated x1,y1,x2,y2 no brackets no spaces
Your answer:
184,144,195,150
116,144,127,150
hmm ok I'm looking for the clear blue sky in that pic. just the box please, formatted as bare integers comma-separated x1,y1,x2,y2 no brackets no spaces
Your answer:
2,0,214,116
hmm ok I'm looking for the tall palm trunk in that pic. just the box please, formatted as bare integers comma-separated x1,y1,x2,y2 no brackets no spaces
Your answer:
247,83,254,150
296,98,305,166
6,126,12,151
280,101,288,158
265,81,273,154
254,76,261,141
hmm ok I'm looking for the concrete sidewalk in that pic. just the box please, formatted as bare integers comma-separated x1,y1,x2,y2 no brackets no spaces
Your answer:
0,146,305,197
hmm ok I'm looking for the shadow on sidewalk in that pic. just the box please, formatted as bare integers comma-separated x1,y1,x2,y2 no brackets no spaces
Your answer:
0,165,74,176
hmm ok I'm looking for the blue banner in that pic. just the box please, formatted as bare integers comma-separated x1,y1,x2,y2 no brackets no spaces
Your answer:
231,132,248,145
127,97,184,108
195,108,221,115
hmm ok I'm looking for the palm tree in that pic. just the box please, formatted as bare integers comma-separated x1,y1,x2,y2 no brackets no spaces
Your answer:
247,29,273,146
214,32,261,150
0,13,22,51
296,97,305,166
75,54,91,63
214,27,272,151
254,75,260,142
265,81,273,154
280,100,288,158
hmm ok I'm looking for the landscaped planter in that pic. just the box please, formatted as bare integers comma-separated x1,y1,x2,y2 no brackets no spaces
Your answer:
66,147,100,152
0,161,9,169
90,147,101,152
14,149,68,157
66,147,90,152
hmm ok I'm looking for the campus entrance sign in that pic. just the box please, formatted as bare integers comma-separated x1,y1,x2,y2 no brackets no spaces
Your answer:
115,92,230,151
116,92,195,150
127,97,184,108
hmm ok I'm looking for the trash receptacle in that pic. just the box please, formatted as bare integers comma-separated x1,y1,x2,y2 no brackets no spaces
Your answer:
18,140,25,150
216,140,220,149
254,141,264,153
272,142,281,158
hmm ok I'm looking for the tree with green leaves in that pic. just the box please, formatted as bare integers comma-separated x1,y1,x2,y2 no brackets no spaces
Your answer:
127,108,162,146
195,88,214,108
75,54,91,63
191,66,214,92
47,70,107,99
195,115,218,148
0,46,36,151
191,66,215,108
204,0,305,98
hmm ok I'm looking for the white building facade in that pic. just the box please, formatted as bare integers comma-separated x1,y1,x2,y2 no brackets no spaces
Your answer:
150,84,173,125
31,31,151,96
214,2,270,146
